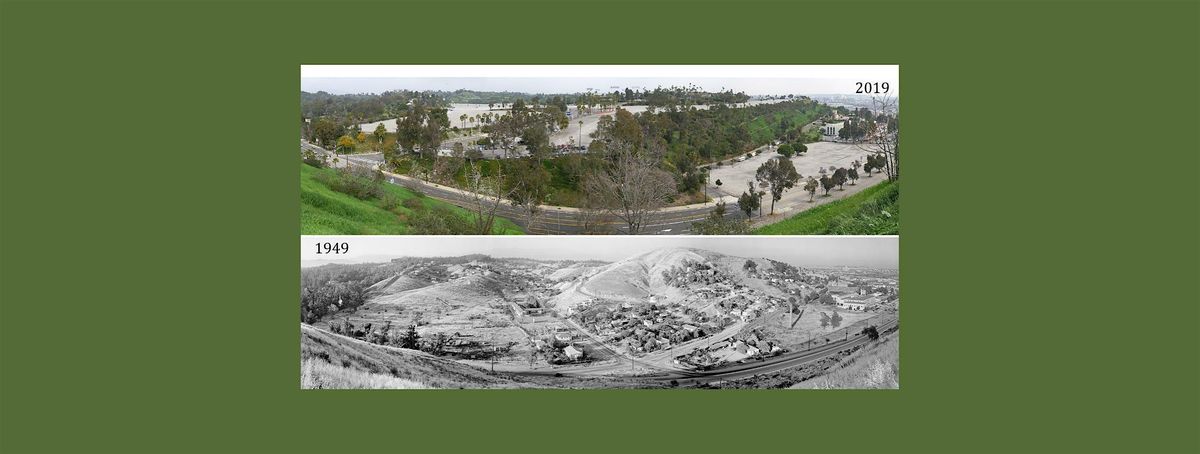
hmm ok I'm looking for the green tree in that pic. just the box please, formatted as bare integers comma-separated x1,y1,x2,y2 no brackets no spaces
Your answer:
690,201,749,235
737,181,760,219
373,123,387,145
755,157,801,215
777,143,794,158
820,175,836,196
312,118,342,148
832,168,848,190
803,177,819,202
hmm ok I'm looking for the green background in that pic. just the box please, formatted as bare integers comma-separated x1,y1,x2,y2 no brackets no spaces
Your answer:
2,1,1197,453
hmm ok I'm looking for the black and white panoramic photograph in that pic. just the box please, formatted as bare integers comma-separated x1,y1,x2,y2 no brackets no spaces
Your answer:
301,236,899,389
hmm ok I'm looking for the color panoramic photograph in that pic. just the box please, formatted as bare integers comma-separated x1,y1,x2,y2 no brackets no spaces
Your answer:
300,65,900,236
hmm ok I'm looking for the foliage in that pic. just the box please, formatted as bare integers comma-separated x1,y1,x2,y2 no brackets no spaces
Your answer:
737,181,761,219
755,157,801,214
691,201,751,234
301,163,523,235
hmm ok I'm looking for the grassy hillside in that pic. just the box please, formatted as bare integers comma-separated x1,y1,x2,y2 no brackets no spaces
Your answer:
300,324,527,389
302,358,427,389
300,163,523,235
791,331,899,389
754,179,899,235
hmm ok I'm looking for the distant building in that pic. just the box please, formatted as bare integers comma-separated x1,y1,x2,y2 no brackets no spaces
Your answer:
838,295,880,311
821,122,845,137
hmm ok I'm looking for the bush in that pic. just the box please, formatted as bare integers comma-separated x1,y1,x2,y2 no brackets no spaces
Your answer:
379,193,401,211
402,197,424,211
408,207,474,235
319,166,386,200
302,149,326,168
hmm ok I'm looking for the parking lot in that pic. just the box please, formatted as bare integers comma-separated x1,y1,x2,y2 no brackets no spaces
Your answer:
706,141,885,217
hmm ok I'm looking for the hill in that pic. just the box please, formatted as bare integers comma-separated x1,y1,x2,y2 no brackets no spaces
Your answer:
576,247,710,300
300,324,528,389
754,180,898,235
301,162,524,235
556,247,785,309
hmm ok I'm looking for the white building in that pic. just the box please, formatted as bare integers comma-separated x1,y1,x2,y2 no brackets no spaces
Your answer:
563,345,583,361
837,295,880,311
821,122,845,137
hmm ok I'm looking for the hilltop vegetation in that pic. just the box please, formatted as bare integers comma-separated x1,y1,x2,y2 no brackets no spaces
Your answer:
300,162,523,235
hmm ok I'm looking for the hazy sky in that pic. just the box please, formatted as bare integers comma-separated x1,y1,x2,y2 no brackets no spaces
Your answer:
301,236,898,269
300,65,899,96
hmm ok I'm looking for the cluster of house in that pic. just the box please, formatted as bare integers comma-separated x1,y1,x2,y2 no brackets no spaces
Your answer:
446,260,499,279
661,259,736,288
674,331,782,369
573,299,717,355
713,293,784,323
529,325,586,363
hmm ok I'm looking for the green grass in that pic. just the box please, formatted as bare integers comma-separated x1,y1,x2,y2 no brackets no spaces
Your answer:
300,162,524,235
754,179,899,235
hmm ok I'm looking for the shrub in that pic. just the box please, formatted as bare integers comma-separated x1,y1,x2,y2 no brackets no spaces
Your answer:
402,198,424,211
379,193,401,211
319,166,386,200
408,207,474,235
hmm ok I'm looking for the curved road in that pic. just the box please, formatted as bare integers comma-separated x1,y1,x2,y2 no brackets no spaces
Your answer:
304,140,745,234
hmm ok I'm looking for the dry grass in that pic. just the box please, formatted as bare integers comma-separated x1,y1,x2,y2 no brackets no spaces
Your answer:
300,324,528,389
301,358,428,389
792,332,899,389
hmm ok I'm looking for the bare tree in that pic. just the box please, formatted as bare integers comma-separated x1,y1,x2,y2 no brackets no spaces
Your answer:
856,95,899,181
506,159,549,233
582,143,675,234
465,161,516,234
575,194,612,234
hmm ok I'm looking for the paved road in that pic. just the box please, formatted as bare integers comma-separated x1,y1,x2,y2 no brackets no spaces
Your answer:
302,135,885,235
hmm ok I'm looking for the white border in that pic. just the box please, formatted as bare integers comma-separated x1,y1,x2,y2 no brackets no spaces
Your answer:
301,65,898,80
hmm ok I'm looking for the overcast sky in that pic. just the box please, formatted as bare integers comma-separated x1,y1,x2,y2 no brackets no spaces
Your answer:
301,236,898,269
300,65,899,96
